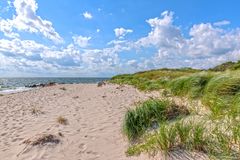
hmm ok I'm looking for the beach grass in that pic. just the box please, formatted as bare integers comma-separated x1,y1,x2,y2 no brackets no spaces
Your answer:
126,119,240,159
57,116,68,125
123,99,189,141
110,68,200,91
111,61,240,159
30,107,44,115
60,87,67,91
167,72,214,98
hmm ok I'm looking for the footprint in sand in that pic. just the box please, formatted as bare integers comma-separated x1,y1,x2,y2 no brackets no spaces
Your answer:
1,132,7,136
12,137,24,142
86,150,100,159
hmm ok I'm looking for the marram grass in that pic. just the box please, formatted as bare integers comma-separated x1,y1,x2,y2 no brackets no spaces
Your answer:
127,120,240,159
168,72,214,98
111,64,240,159
123,99,189,141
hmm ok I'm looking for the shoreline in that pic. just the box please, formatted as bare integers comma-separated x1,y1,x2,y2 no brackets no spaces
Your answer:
0,87,32,95
0,81,107,95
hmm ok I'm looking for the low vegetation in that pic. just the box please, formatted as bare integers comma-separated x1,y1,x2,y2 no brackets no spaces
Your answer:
30,107,44,115
57,116,68,125
126,119,240,159
23,134,60,146
59,87,67,91
209,60,240,71
110,68,200,91
111,61,240,159
124,99,189,141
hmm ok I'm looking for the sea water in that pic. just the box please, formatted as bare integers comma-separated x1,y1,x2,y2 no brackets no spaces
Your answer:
0,77,109,94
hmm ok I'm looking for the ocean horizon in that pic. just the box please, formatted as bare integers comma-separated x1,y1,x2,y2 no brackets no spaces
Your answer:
0,77,110,93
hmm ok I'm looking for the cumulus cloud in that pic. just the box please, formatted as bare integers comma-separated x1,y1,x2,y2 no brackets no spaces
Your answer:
0,38,48,57
72,35,91,48
136,11,184,49
0,35,122,76
0,19,19,38
130,11,240,70
214,20,230,26
114,27,133,39
83,11,93,19
0,0,63,43
1,7,240,76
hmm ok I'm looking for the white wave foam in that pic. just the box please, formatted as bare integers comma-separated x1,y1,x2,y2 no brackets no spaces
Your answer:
0,87,32,94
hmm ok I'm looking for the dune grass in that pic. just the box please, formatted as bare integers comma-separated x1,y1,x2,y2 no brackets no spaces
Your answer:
112,63,240,158
110,68,200,91
123,99,189,141
210,60,240,71
57,116,68,125
30,107,44,115
59,87,67,91
167,72,214,98
202,72,240,119
127,119,240,159
112,70,240,118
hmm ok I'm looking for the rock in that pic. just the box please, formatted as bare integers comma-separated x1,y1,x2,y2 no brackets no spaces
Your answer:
97,81,106,87
26,82,57,88
44,82,56,87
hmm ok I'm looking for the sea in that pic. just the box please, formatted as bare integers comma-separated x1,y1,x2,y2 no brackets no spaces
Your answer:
0,77,109,94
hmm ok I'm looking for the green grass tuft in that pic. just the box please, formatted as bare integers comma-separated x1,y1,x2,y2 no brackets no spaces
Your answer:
168,72,214,98
127,120,240,159
111,63,240,158
123,99,189,141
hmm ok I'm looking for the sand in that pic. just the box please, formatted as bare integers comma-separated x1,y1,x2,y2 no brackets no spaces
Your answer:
0,83,161,160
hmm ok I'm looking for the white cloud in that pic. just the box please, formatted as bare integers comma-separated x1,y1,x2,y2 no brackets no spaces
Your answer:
0,19,19,38
107,40,126,46
127,59,137,67
0,0,63,43
72,35,91,48
130,11,240,70
83,11,93,19
214,20,230,26
96,29,100,33
114,27,133,39
1,8,240,76
135,11,184,49
187,23,240,57
0,38,49,57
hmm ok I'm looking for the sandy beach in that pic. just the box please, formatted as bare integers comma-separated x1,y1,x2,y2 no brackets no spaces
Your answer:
0,83,159,160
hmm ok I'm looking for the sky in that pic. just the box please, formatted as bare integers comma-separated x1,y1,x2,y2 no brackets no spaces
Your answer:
0,0,240,77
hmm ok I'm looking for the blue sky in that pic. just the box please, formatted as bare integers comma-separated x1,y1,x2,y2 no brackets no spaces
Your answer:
0,0,240,77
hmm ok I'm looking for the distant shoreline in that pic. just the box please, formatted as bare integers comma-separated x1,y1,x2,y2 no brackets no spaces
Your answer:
0,77,110,94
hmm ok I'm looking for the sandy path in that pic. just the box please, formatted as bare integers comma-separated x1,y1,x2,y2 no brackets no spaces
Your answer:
0,84,158,160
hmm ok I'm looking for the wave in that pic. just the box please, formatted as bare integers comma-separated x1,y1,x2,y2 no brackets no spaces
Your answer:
0,86,31,94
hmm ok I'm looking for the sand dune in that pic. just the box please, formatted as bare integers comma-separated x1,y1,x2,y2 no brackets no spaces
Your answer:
0,83,161,160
